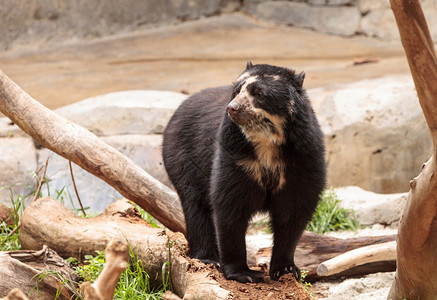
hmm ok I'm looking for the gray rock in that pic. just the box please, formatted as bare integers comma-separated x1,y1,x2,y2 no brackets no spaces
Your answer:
0,137,37,207
37,134,170,213
0,117,26,138
253,1,361,36
310,76,432,193
308,0,355,6
360,7,399,40
335,186,407,226
358,0,389,14
54,90,187,136
0,0,240,51
360,0,437,41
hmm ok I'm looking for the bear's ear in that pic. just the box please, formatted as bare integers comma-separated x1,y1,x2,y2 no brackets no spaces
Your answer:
246,61,254,70
295,71,305,87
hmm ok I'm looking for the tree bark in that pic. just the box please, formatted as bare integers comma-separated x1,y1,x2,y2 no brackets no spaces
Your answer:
0,69,185,234
19,197,231,299
389,0,437,299
0,245,76,300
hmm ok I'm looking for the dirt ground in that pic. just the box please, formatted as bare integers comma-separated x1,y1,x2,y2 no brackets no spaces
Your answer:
187,259,312,299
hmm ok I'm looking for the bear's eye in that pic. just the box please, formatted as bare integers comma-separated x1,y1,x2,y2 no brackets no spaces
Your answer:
232,80,245,97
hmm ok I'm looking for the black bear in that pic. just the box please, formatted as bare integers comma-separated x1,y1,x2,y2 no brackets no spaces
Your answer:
163,62,326,283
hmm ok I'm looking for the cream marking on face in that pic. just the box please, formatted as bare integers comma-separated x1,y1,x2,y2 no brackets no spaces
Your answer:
265,74,281,81
237,72,250,82
231,75,288,191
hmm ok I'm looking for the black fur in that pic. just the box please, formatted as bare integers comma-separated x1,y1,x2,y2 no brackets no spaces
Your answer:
162,63,326,283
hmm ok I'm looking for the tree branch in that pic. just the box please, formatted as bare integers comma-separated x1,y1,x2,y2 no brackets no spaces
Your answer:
0,69,185,234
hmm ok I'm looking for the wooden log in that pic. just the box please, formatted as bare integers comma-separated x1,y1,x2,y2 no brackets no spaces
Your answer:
0,69,185,234
0,245,76,300
388,1,437,299
20,197,231,299
317,241,396,276
256,231,397,281
81,239,129,300
0,288,29,300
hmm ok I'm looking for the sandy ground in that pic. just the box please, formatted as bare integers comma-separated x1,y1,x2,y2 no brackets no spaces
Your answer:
0,13,410,111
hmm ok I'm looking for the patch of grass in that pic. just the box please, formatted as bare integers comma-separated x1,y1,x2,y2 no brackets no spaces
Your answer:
75,243,170,300
76,250,106,283
134,203,161,228
306,189,360,234
0,188,27,251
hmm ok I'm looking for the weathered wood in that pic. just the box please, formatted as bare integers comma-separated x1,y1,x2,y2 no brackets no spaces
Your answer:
0,288,29,300
20,197,231,300
388,0,437,300
0,245,76,300
388,1,437,299
256,231,397,281
0,69,185,234
81,239,129,300
317,241,396,276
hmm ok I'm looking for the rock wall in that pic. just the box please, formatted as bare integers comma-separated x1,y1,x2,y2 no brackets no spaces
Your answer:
0,0,240,51
245,0,437,39
2,0,437,52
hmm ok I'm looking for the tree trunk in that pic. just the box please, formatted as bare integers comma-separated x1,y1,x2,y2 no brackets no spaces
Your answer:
388,0,437,299
0,69,185,234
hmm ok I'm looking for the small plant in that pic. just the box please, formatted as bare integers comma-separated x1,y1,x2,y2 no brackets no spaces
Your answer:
76,251,106,283
0,188,28,251
31,270,82,300
306,189,360,234
300,270,314,298
134,203,161,228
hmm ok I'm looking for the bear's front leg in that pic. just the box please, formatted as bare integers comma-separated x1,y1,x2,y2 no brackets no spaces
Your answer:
214,205,264,283
210,162,265,283
269,193,312,281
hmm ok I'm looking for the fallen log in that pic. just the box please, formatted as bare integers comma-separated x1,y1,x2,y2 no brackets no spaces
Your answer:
0,245,77,300
256,231,397,281
0,69,185,234
317,241,396,277
20,197,231,299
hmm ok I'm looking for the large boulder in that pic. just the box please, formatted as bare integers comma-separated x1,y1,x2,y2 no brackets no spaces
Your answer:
250,1,361,36
54,90,187,136
335,186,407,226
359,0,437,41
310,75,432,193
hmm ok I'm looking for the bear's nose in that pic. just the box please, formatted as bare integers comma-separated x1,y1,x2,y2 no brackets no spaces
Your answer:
227,101,240,115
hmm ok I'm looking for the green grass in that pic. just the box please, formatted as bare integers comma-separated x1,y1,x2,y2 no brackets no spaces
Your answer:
300,270,314,299
0,188,27,251
306,189,360,234
74,244,170,300
249,188,360,235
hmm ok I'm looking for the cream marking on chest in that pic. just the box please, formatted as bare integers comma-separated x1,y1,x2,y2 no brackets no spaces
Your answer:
233,75,287,191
